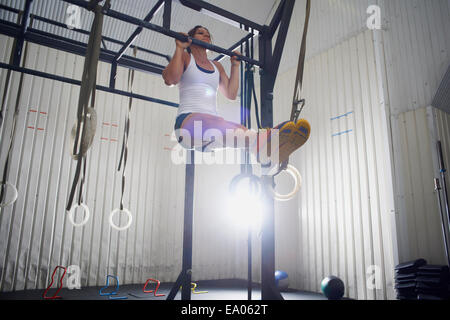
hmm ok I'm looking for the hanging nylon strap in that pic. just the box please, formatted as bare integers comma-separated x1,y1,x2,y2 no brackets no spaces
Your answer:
290,0,311,122
66,1,107,211
239,26,257,172
0,12,23,131
0,13,29,205
117,47,137,211
76,85,96,206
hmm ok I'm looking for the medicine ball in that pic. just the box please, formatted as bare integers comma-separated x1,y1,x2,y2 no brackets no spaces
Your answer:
275,270,289,291
321,276,345,300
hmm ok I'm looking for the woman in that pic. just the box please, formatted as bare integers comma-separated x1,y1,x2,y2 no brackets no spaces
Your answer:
162,25,310,165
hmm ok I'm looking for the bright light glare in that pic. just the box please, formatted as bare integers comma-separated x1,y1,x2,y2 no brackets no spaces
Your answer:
205,87,215,96
227,190,262,231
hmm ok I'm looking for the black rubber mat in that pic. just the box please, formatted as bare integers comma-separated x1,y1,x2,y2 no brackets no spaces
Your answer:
0,279,327,301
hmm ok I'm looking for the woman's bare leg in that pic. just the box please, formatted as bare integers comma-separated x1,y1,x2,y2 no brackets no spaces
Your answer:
179,113,258,150
177,113,298,165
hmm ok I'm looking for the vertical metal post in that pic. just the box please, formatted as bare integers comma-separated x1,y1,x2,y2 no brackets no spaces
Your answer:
260,176,282,300
109,62,117,88
258,27,275,129
163,0,172,29
13,0,33,66
181,150,195,300
167,150,194,300
248,227,252,300
258,0,295,301
258,27,282,301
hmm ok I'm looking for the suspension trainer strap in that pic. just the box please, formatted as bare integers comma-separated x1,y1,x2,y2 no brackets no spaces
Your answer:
239,26,255,173
118,47,137,211
248,28,261,130
290,0,311,122
66,2,105,211
77,71,97,206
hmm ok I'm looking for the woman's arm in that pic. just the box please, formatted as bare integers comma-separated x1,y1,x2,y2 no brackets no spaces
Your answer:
162,34,191,86
213,51,241,100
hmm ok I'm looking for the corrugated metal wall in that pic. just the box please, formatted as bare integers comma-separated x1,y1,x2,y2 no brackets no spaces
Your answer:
269,30,397,300
272,0,450,298
0,35,261,292
380,0,450,115
380,0,450,265
390,107,446,264
1,0,449,299
0,35,190,292
276,0,378,75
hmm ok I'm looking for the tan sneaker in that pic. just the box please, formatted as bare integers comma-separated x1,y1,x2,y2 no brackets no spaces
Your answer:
254,121,296,165
278,119,311,163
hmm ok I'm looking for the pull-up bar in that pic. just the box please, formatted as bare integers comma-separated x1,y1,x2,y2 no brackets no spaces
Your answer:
61,0,263,68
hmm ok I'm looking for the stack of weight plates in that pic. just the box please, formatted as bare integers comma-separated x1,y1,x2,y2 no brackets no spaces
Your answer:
394,259,427,300
416,265,449,300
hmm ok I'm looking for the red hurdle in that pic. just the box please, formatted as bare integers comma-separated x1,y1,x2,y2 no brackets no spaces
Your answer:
42,266,67,299
143,278,165,297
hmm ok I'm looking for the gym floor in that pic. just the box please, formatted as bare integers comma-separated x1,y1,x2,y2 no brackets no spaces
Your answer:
0,279,326,301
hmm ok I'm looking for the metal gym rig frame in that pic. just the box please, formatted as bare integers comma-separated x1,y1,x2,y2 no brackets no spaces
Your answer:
0,0,296,300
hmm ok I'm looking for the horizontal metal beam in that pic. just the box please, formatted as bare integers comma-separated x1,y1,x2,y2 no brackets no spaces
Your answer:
106,6,263,67
13,0,33,66
0,3,170,61
114,0,165,62
0,62,179,108
60,0,263,67
0,3,21,14
0,19,20,37
0,19,166,75
26,28,165,73
29,14,171,61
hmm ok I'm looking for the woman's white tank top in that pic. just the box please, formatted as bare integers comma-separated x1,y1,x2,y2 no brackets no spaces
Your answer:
178,53,220,116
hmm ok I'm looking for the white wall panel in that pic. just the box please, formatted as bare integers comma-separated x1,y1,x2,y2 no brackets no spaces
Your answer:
274,0,377,75
391,107,448,265
270,30,397,300
380,0,450,115
377,0,450,267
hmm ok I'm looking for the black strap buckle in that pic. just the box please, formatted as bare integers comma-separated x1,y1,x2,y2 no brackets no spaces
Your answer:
291,98,305,123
